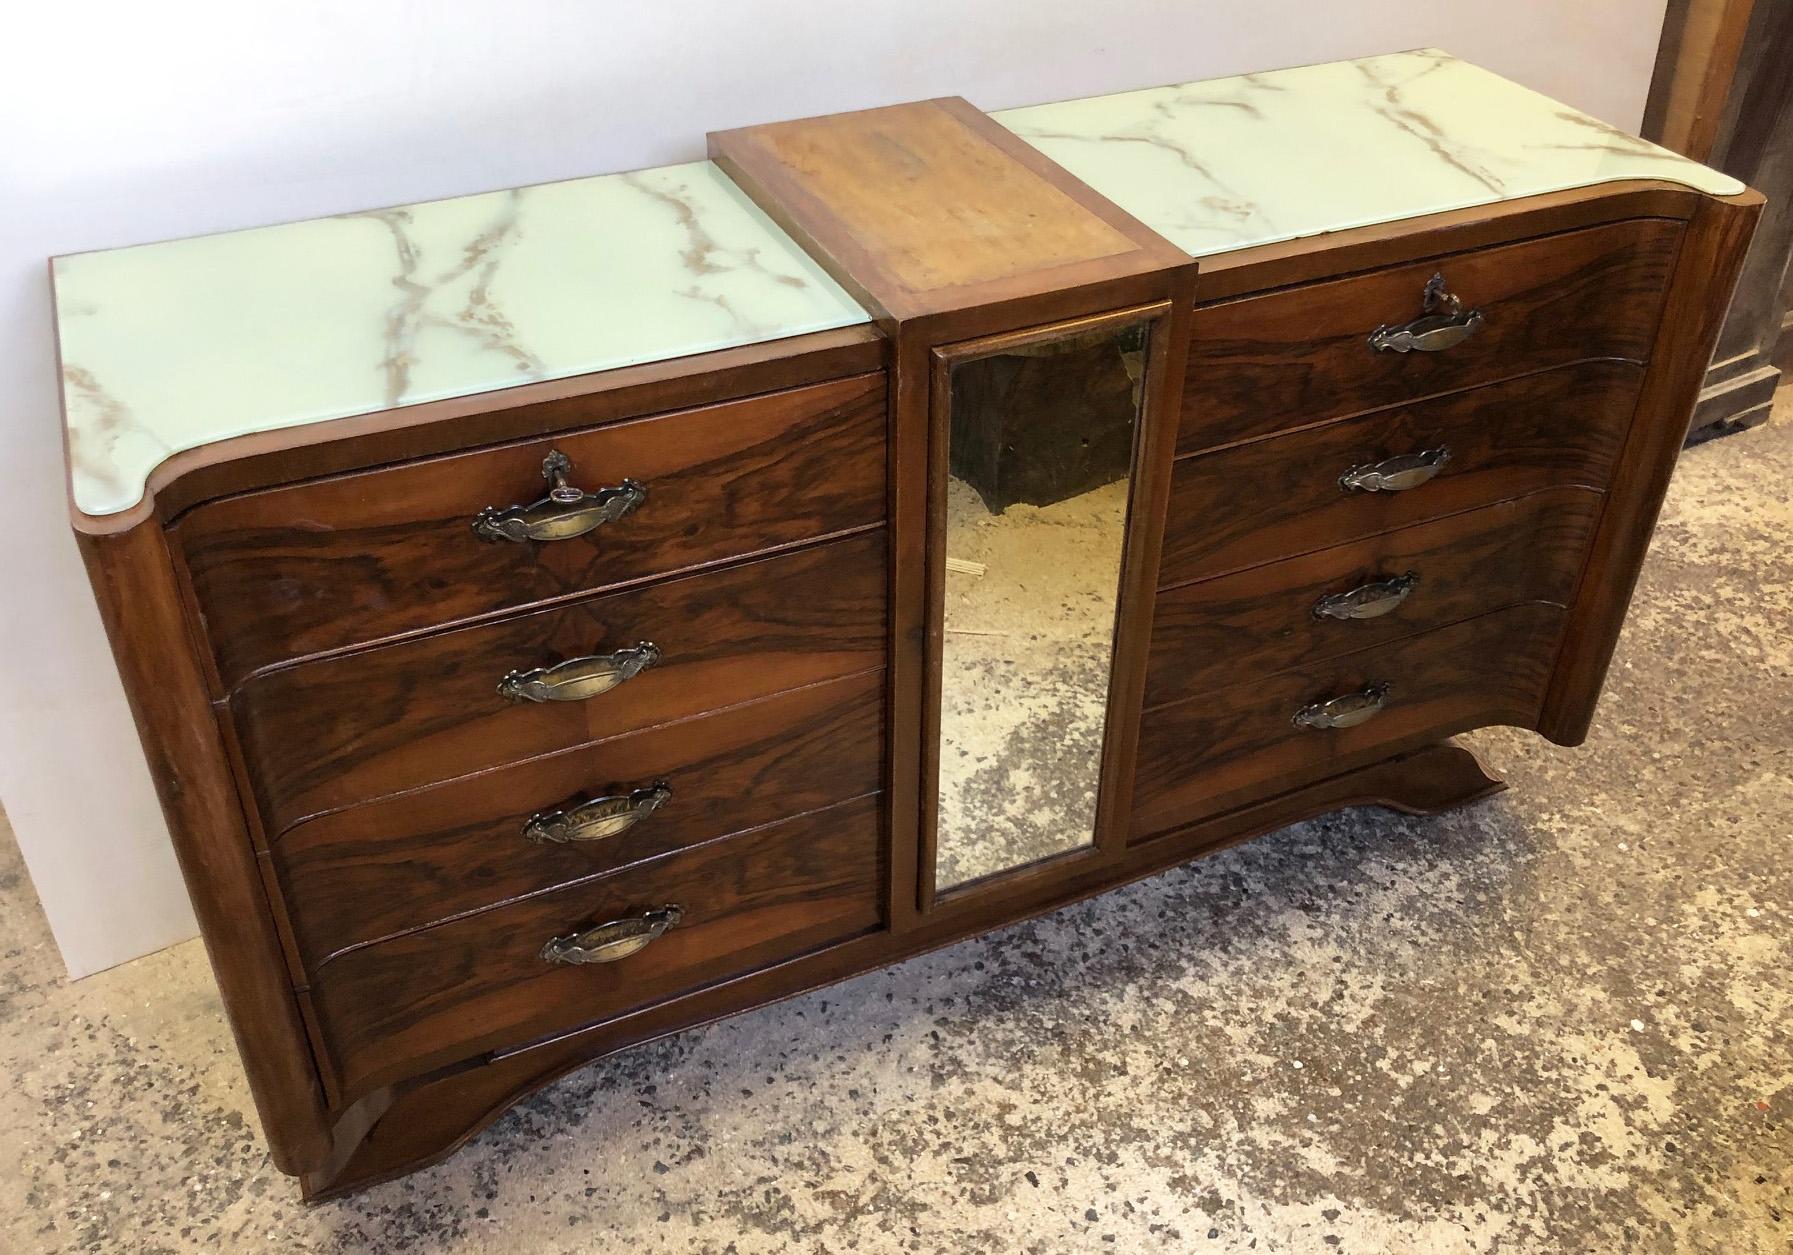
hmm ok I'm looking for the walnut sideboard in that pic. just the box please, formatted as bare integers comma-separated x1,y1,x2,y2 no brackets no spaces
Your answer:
54,50,1759,1198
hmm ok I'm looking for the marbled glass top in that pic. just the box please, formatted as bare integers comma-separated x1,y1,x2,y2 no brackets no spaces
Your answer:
55,161,871,516
996,49,1743,260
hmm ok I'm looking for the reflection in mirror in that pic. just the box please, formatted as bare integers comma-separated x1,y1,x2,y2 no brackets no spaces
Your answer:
935,320,1147,892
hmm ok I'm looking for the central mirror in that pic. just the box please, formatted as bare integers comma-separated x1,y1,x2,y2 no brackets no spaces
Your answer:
930,315,1151,894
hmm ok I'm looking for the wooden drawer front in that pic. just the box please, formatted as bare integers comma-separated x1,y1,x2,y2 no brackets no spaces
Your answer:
312,794,884,1097
275,670,884,967
1147,489,1601,709
1180,218,1677,453
1132,604,1563,839
176,372,887,690
236,531,887,836
1160,361,1638,587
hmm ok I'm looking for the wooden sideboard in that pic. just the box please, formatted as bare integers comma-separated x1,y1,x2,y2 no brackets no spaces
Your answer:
55,51,1759,1198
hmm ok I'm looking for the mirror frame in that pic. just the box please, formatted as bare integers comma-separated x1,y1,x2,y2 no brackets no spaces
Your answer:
918,300,1178,910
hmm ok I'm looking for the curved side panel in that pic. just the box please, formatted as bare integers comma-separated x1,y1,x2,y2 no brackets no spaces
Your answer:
1538,190,1765,744
76,520,333,1174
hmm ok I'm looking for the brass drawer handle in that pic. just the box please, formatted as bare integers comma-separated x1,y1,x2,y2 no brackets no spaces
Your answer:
523,783,672,844
1367,272,1485,353
498,642,661,703
473,450,647,543
1313,572,1419,621
1339,446,1450,493
540,905,683,965
1293,682,1392,730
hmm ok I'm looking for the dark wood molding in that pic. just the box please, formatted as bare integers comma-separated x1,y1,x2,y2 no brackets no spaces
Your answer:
1643,0,1758,162
1683,0,1793,441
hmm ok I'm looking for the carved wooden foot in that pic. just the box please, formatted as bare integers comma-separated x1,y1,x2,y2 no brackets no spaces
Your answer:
1341,739,1507,816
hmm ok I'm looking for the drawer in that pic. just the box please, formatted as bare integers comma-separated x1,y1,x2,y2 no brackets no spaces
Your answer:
1146,489,1601,708
274,669,884,967
1131,604,1564,839
1180,218,1678,453
175,371,887,690
310,793,885,1098
235,530,887,835
1160,361,1638,587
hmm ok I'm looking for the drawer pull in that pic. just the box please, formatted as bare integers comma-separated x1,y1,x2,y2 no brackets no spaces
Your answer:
1293,682,1392,730
540,905,683,966
472,450,647,543
1313,572,1419,621
523,783,672,845
1339,446,1450,493
1367,273,1485,354
498,642,661,703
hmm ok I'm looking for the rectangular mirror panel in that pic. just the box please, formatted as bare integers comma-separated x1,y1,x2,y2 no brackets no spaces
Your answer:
934,321,1147,893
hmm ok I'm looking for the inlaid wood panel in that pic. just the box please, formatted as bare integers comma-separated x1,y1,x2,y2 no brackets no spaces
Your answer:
1179,218,1680,452
1132,604,1564,839
311,794,885,1099
1146,489,1602,708
1160,361,1640,587
274,670,885,967
234,532,887,836
175,372,888,690
710,97,1186,322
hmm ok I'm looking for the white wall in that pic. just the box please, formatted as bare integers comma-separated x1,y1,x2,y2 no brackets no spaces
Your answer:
0,0,1668,977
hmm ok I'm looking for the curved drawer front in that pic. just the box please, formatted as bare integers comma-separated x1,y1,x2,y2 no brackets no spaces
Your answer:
234,531,887,835
1147,488,1602,709
274,669,885,967
310,793,885,1100
1161,360,1639,587
175,372,888,690
1132,603,1564,840
1180,218,1677,454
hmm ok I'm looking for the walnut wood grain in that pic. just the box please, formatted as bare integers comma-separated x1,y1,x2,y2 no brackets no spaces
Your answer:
1539,191,1764,742
1180,218,1681,453
1158,361,1640,588
1146,488,1603,709
1132,604,1564,839
174,372,888,691
310,793,885,1100
75,522,333,1175
273,670,885,968
233,530,888,837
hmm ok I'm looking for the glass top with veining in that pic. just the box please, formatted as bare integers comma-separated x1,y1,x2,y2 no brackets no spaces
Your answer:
995,48,1742,260
54,161,871,516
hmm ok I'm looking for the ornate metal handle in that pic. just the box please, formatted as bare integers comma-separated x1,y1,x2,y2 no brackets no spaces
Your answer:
1313,572,1420,621
540,905,683,966
472,450,647,543
1293,682,1392,730
1339,447,1450,493
522,783,671,844
498,643,660,703
1368,273,1485,353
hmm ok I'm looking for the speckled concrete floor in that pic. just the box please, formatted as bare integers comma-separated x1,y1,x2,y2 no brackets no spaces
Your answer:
3,408,1791,1254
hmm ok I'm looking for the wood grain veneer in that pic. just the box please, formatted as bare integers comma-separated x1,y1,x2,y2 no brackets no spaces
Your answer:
1181,217,1681,452
274,670,885,968
175,371,888,691
1146,489,1603,708
1132,603,1567,839
1159,361,1641,587
310,793,886,1100
233,531,889,836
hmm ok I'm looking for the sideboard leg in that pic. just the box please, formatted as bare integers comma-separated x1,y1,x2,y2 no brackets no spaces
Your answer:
1354,740,1507,816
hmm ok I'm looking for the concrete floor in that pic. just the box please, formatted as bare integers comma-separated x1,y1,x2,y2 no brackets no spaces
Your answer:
2,406,1790,1254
